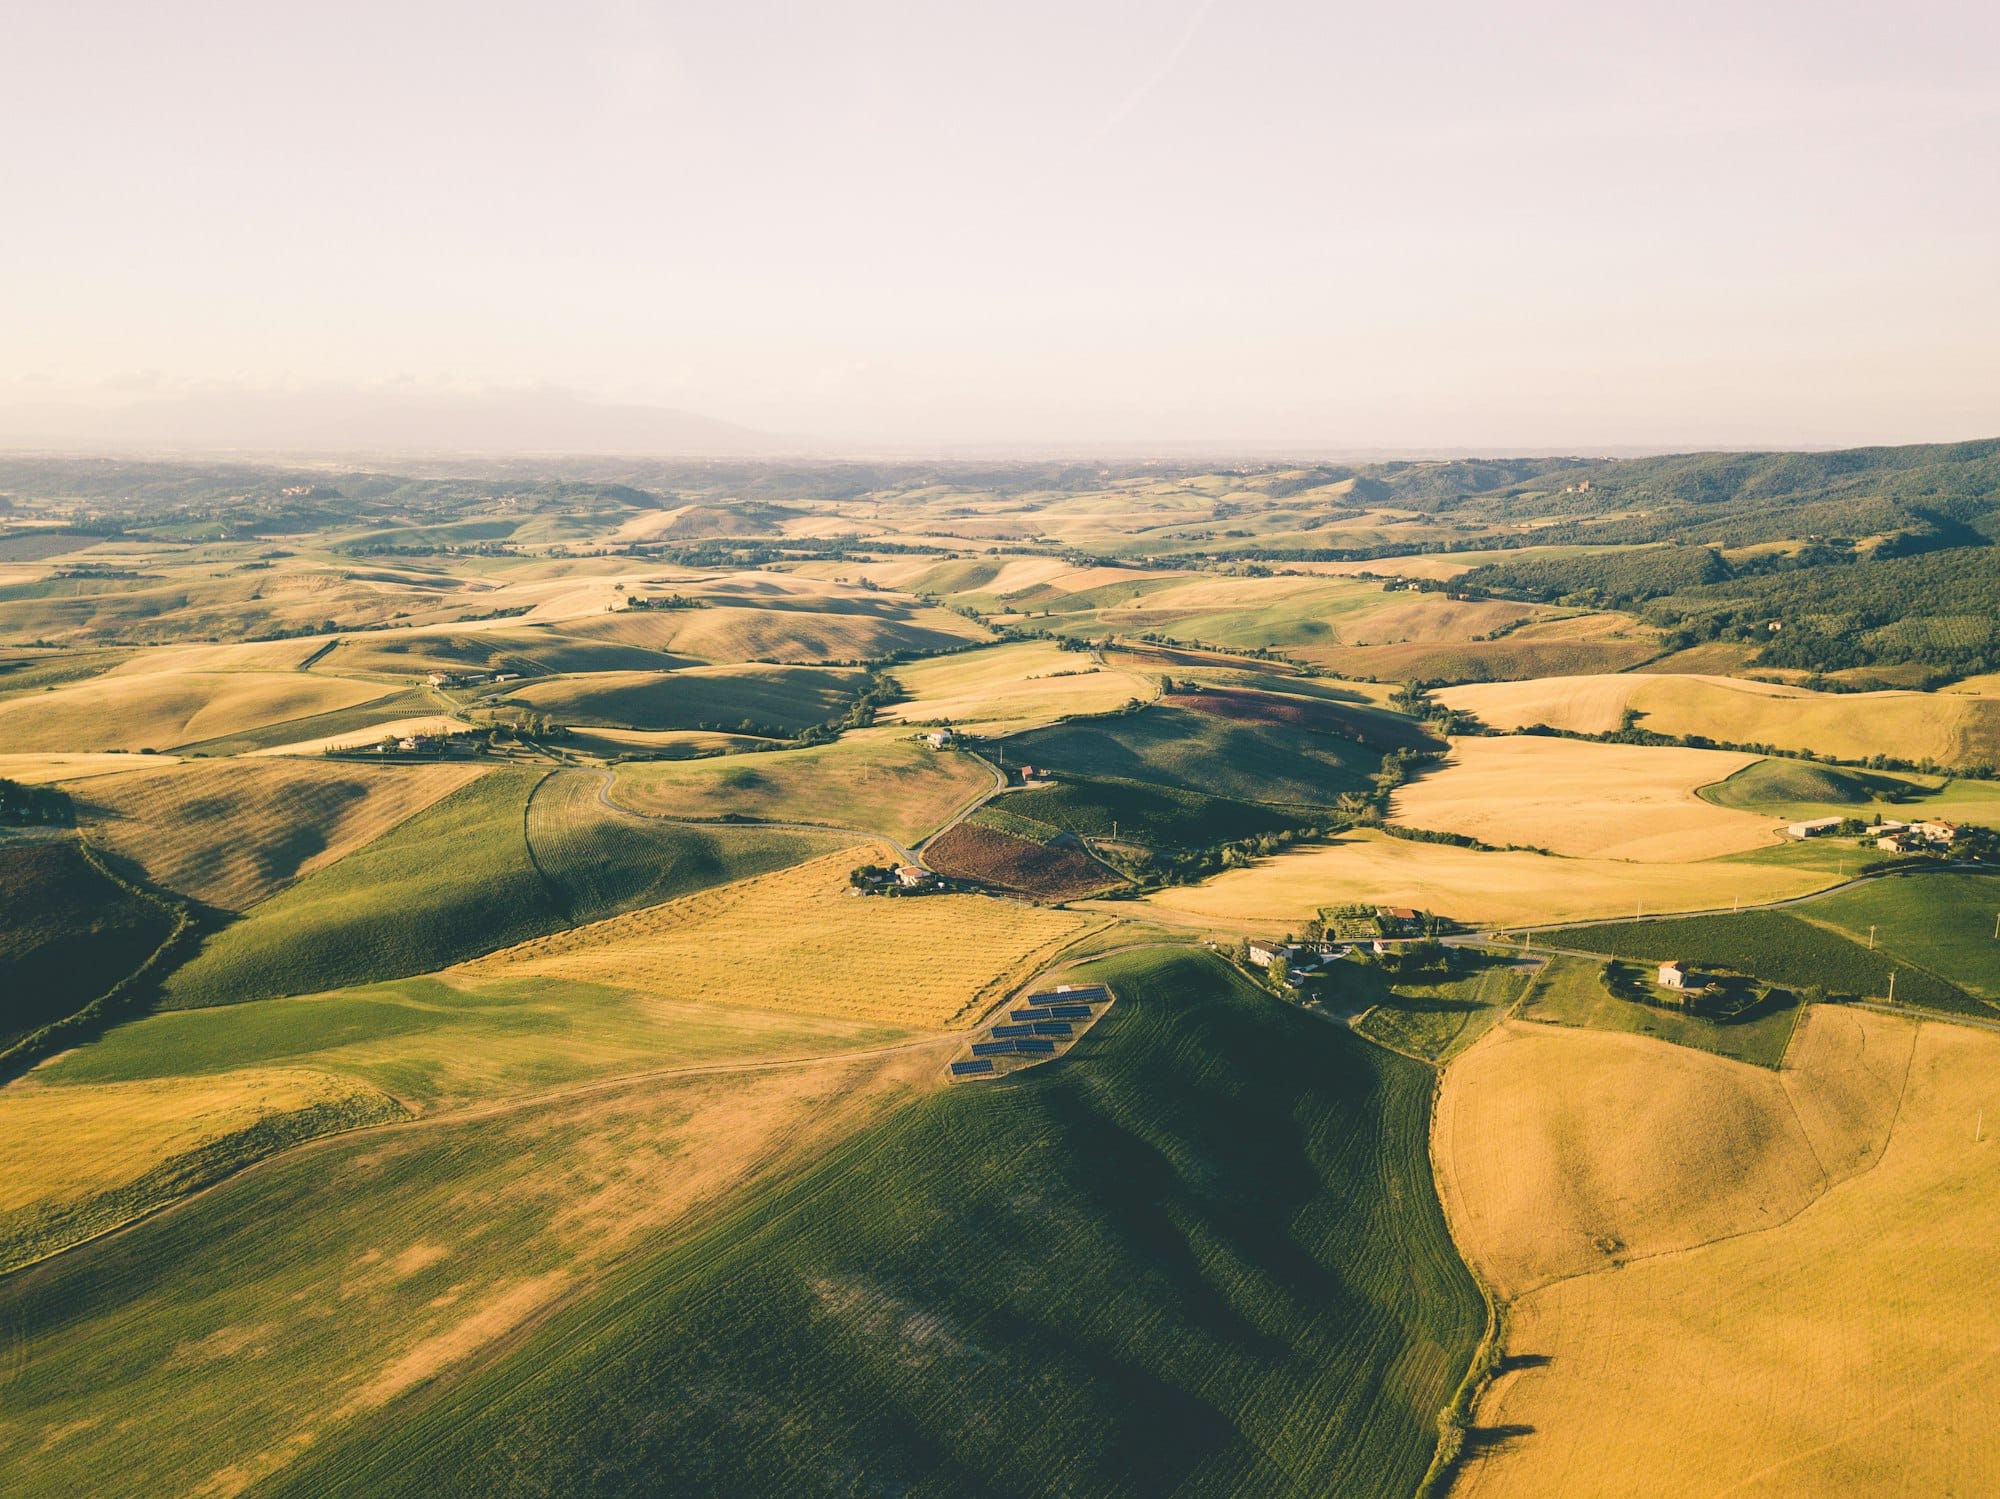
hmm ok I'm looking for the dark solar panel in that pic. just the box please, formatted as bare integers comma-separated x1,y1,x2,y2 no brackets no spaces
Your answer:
1014,1039,1056,1054
1031,1021,1073,1036
992,1023,1032,1037
1010,1007,1053,1021
972,1040,1016,1056
1049,1006,1090,1019
950,1059,995,1075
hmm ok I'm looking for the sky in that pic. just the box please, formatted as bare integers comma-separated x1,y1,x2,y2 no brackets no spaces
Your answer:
3,0,1997,453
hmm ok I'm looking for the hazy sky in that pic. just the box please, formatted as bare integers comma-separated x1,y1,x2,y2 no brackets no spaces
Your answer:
4,0,1998,451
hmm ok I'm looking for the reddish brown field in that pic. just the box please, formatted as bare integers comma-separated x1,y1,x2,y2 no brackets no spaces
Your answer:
923,823,1120,901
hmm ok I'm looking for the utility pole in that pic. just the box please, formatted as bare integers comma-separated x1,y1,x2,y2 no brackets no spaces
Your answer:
1869,924,1876,950
1888,970,1897,1005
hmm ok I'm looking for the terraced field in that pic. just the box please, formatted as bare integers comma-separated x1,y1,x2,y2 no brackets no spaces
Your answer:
260,949,1485,1499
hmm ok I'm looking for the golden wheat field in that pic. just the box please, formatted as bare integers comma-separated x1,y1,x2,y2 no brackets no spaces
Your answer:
1390,736,1777,861
0,751,183,784
0,1067,394,1223
250,714,478,756
76,758,486,910
884,639,1161,734
1140,828,1834,929
0,670,393,754
1442,672,2000,766
467,848,1105,1027
1447,1011,2000,1498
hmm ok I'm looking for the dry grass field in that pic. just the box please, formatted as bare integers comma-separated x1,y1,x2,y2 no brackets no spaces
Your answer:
0,751,182,784
884,639,1161,734
0,1067,399,1267
1445,1010,2000,1498
470,848,1105,1028
0,670,393,754
1141,829,1834,929
1391,737,1777,861
77,759,485,910
1442,672,2000,767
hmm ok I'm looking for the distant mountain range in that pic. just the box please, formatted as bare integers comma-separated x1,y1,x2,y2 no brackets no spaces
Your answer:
0,387,792,458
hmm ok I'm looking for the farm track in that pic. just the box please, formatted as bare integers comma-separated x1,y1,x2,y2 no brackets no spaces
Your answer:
8,1030,961,1280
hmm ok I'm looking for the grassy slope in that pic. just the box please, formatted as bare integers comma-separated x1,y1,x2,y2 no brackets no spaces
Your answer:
1352,956,1536,1063
1005,774,1321,848
502,664,866,733
0,838,178,1046
1515,954,1802,1068
1007,705,1375,810
271,948,1482,1499
607,735,993,845
1538,901,1991,1017
1798,871,2000,998
160,770,843,1008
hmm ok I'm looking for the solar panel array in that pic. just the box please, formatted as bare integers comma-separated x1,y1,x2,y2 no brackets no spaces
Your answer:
952,984,1111,1078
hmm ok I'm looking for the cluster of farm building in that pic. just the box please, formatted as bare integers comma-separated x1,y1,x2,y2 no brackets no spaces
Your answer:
1786,816,1963,852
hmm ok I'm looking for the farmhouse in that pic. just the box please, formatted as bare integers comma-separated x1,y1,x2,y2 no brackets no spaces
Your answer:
894,864,936,889
924,728,954,749
1913,820,1960,845
1377,906,1420,922
1658,960,1709,990
1787,816,1843,839
1247,939,1288,969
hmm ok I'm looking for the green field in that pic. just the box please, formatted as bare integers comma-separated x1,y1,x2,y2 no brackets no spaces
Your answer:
246,948,1477,1498
501,664,866,734
1351,955,1536,1063
1004,772,1320,849
1514,954,1803,1067
159,769,845,1009
527,768,851,925
1799,873,2000,999
1007,704,1377,810
0,837,178,1047
608,734,992,845
1537,895,1992,1018
1699,758,2000,828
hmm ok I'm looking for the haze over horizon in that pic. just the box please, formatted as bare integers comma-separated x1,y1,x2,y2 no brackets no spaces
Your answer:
5,0,1998,455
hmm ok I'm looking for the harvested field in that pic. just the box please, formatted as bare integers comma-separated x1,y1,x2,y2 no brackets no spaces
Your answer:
884,639,1160,734
1391,736,1776,861
1445,1013,2000,1498
923,821,1120,900
0,1068,401,1271
471,848,1103,1028
1442,672,2000,768
0,752,181,784
1142,829,1834,929
78,759,484,910
0,671,393,753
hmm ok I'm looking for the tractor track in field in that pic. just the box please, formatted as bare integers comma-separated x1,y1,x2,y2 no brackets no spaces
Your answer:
5,1031,963,1283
